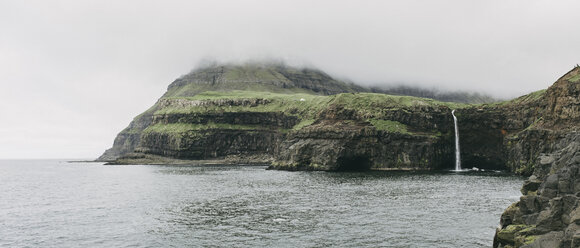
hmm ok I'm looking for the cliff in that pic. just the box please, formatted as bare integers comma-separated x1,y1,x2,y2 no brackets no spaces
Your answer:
493,67,580,247
98,62,466,167
99,64,577,173
100,63,580,246
101,89,464,169
98,63,365,162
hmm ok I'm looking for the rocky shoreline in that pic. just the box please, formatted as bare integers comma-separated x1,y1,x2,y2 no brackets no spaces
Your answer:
492,66,580,247
494,133,580,247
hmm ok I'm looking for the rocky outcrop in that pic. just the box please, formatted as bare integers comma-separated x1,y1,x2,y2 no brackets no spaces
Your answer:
493,67,580,247
135,109,297,160
97,108,155,161
494,133,580,247
272,101,456,170
274,124,451,171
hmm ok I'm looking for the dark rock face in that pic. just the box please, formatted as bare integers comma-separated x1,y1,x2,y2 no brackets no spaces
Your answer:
153,111,298,129
273,104,456,171
138,129,283,160
457,108,508,170
97,111,154,161
493,67,580,247
494,134,580,248
136,110,297,160
274,122,450,171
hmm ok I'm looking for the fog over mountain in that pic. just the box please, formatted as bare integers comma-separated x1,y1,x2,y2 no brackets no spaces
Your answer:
1,0,579,158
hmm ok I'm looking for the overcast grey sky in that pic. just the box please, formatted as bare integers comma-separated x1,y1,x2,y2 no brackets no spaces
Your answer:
1,0,579,159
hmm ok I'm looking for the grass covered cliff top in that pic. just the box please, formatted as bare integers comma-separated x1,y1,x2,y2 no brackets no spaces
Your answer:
150,90,468,135
156,90,469,116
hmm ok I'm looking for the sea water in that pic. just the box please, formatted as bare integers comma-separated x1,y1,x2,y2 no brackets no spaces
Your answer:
0,160,522,247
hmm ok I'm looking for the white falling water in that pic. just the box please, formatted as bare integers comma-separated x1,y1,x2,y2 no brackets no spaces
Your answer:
452,110,461,171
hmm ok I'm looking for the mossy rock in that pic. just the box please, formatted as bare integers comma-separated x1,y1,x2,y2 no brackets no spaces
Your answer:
515,234,538,247
497,224,537,247
496,225,528,245
368,119,410,134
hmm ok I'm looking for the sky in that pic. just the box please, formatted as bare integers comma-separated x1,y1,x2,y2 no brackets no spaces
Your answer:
1,0,579,159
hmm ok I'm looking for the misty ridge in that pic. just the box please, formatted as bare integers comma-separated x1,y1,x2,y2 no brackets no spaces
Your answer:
185,59,500,104
369,85,499,104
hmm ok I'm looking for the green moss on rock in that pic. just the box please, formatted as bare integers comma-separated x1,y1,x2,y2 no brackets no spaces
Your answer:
293,119,316,130
143,122,266,134
368,119,409,134
497,225,527,244
496,224,538,247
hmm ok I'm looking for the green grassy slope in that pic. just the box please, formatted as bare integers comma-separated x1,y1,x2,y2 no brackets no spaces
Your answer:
153,90,469,133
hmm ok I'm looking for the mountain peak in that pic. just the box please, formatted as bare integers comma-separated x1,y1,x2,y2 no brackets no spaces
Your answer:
163,62,366,97
555,65,580,83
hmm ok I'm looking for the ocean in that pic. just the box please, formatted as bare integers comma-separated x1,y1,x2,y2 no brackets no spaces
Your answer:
0,160,523,247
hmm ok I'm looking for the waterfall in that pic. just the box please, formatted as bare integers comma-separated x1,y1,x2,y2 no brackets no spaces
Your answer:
452,110,461,171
